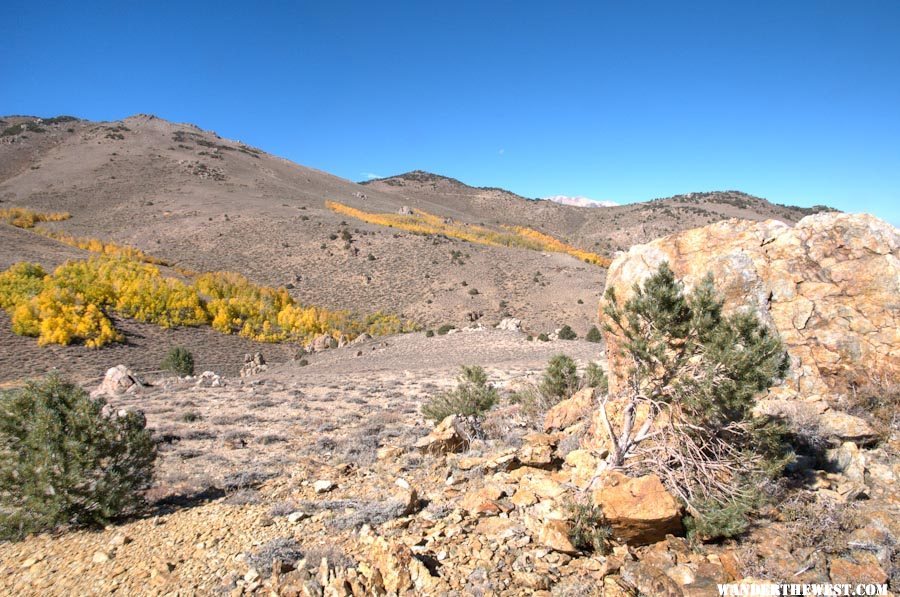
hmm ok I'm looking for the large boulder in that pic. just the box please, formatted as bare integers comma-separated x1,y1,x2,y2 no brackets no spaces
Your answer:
544,387,594,432
92,365,143,397
601,213,899,399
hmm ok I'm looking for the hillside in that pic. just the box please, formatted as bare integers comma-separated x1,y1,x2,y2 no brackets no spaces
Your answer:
0,115,896,597
0,114,831,380
362,170,833,254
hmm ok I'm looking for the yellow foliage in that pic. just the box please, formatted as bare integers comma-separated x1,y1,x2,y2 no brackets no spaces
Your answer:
325,201,610,266
34,228,169,265
0,207,70,229
1,256,412,348
0,262,47,310
505,226,611,266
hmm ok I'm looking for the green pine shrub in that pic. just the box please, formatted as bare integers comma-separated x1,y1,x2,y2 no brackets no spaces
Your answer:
557,324,577,340
602,262,790,540
422,366,498,422
517,355,606,418
583,362,608,392
161,346,194,376
585,325,602,343
566,499,612,554
540,354,579,401
0,375,156,539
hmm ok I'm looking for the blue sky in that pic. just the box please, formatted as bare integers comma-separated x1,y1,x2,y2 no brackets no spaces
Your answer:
2,1,898,224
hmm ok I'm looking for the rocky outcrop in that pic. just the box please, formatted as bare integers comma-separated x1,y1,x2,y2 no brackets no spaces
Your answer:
308,333,338,353
601,213,899,399
544,387,594,432
496,317,522,332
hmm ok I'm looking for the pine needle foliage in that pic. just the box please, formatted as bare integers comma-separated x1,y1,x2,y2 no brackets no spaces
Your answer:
540,354,580,401
162,346,195,376
601,262,790,539
0,375,157,539
422,365,498,422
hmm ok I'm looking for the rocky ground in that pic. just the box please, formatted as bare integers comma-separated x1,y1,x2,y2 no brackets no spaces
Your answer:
1,329,897,596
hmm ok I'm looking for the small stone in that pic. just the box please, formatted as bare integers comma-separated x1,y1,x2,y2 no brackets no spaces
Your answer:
415,415,468,455
244,567,260,583
538,520,578,554
377,446,403,460
314,479,334,493
109,533,132,547
93,551,111,564
288,511,308,523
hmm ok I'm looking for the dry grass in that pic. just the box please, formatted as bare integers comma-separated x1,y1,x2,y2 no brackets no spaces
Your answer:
842,374,900,438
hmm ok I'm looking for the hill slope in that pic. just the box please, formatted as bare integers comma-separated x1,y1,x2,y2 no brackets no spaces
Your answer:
0,114,833,381
362,170,832,254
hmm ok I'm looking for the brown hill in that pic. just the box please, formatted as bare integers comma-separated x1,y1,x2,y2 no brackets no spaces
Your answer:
363,170,833,254
0,114,834,380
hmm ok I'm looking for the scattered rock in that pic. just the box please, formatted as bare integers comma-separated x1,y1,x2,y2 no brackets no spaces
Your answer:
415,414,468,455
496,317,522,332
538,519,578,554
92,551,111,564
819,411,880,445
309,333,338,353
194,370,224,387
826,442,866,483
593,471,682,545
620,561,683,597
544,387,594,432
377,446,403,460
516,433,558,469
313,480,334,493
239,353,266,377
828,556,888,585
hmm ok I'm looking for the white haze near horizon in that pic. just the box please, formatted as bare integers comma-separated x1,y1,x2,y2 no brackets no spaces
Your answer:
542,195,619,208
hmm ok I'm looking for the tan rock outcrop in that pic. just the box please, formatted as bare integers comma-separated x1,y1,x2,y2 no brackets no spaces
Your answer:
92,365,143,397
601,213,899,399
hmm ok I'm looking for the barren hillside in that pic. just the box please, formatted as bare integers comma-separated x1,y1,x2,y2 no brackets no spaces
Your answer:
362,171,833,254
1,114,832,382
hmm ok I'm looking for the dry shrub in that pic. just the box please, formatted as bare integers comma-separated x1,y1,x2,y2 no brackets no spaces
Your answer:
779,492,863,554
842,374,900,438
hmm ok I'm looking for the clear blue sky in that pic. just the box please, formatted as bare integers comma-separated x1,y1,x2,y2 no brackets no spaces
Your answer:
2,1,898,224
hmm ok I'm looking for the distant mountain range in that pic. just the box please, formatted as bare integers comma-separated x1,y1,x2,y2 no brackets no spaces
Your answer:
542,195,619,208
